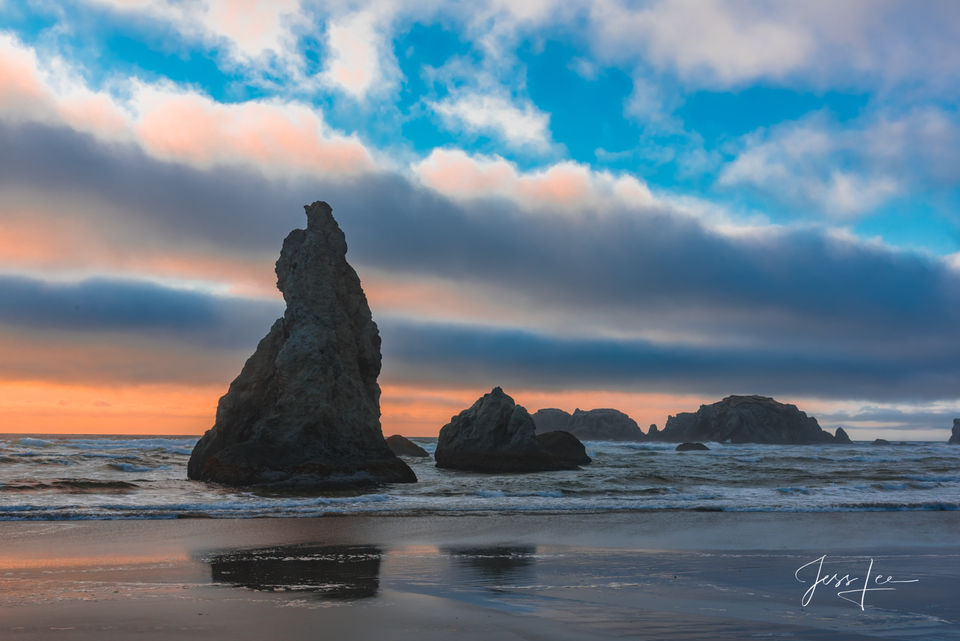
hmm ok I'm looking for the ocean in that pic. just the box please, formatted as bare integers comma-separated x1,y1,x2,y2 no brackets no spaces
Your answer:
1,435,958,520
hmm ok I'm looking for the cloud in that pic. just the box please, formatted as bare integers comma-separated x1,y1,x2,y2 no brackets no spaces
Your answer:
588,0,960,93
318,8,398,100
0,274,281,348
0,32,375,179
80,0,304,65
429,92,552,152
413,148,654,213
719,109,960,217
590,0,812,86
132,84,374,177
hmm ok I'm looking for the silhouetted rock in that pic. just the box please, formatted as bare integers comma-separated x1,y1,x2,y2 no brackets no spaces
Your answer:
834,427,852,444
386,435,429,458
187,202,416,489
436,387,578,472
536,431,591,466
531,408,572,433
872,438,891,446
659,395,842,444
648,424,660,438
950,419,960,444
676,442,709,451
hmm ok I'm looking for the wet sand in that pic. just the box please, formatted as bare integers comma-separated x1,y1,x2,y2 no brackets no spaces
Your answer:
0,512,958,640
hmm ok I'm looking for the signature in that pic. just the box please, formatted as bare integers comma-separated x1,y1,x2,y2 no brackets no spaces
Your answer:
794,555,919,610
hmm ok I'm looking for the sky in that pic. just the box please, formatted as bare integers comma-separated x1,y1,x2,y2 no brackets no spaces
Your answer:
1,0,959,440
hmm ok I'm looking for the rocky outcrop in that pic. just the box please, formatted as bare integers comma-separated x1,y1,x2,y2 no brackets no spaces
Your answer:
950,419,960,444
872,438,891,446
436,388,579,472
647,424,659,438
386,435,429,458
531,408,572,433
658,395,843,445
187,202,416,489
834,427,852,444
533,408,645,441
676,442,709,451
536,431,591,466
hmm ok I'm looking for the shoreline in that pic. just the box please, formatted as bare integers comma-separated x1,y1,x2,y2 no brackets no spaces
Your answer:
1,512,957,640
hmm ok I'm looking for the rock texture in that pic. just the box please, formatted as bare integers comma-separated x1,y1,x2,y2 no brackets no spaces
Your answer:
386,435,429,458
531,408,572,433
658,395,843,445
950,419,960,445
435,388,579,472
834,427,852,444
187,202,416,489
536,431,591,466
532,408,645,441
676,442,709,451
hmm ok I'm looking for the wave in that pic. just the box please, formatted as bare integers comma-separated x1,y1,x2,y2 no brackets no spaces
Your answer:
0,479,139,492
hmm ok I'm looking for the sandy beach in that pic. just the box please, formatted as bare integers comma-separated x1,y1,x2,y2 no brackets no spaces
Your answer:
1,511,957,640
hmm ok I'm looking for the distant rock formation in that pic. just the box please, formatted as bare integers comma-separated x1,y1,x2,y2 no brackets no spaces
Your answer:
676,442,709,451
658,395,844,444
531,408,572,433
872,438,890,446
834,427,852,444
187,202,416,489
436,387,580,472
950,419,960,445
536,431,591,466
532,408,645,441
647,424,659,438
386,435,429,458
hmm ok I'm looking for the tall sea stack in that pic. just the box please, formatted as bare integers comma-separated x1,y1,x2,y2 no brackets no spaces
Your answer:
187,202,416,489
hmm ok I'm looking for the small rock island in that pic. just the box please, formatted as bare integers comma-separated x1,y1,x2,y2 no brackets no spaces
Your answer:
950,419,960,444
435,387,586,472
532,408,646,441
187,202,416,489
655,395,851,444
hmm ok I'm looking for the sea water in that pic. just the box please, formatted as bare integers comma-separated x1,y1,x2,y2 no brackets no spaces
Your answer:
0,435,957,519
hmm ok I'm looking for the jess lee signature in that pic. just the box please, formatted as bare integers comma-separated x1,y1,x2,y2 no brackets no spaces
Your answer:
794,555,919,610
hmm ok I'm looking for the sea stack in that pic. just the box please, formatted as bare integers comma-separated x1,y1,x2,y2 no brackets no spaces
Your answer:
187,202,416,489
532,408,645,441
950,419,960,444
658,395,843,445
436,387,582,472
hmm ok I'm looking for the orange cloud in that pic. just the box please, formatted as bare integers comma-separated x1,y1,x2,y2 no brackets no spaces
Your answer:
133,85,374,177
414,148,655,213
0,210,278,296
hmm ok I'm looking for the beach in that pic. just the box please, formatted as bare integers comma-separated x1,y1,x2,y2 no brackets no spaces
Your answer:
1,511,957,640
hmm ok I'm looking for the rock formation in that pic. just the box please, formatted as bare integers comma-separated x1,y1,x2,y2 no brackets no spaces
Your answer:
676,442,709,451
834,427,852,444
950,419,960,444
531,408,572,433
658,395,844,444
532,408,645,441
386,435,429,458
435,387,580,472
536,431,591,466
872,438,890,446
187,202,416,489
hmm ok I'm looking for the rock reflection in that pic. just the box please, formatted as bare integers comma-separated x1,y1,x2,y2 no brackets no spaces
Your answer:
206,544,381,600
446,546,538,583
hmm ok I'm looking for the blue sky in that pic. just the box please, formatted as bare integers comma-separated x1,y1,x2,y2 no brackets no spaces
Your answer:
1,0,959,437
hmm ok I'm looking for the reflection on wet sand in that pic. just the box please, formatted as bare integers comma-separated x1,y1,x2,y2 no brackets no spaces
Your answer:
445,546,538,583
205,545,381,600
